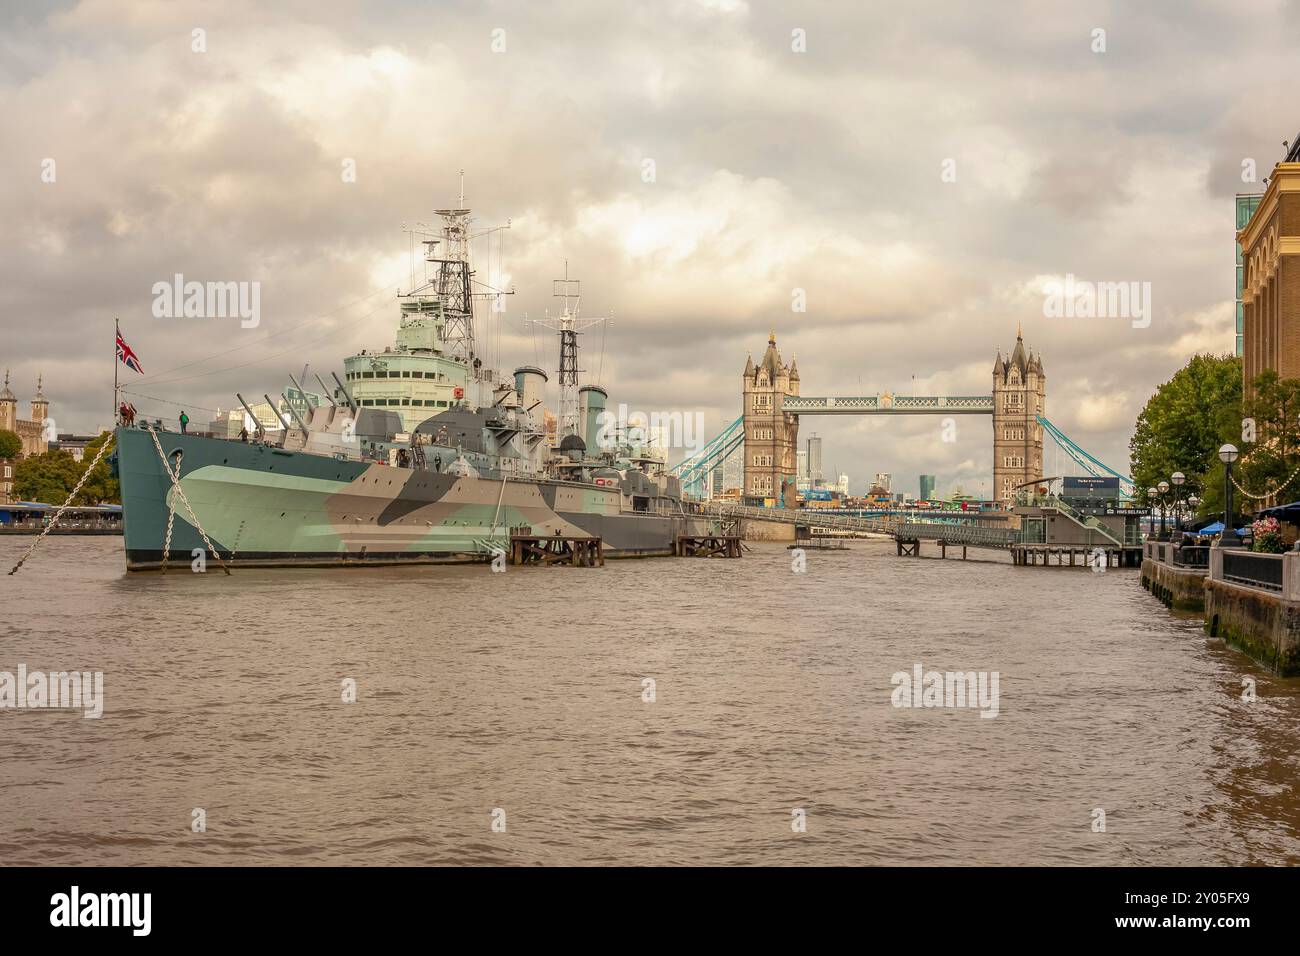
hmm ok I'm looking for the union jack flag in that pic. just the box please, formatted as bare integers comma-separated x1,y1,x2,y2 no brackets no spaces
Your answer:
116,330,143,374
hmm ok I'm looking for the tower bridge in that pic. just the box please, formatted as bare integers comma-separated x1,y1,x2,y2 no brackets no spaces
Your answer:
672,329,1132,505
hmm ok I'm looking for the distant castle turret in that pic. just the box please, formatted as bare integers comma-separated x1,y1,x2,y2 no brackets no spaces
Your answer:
742,332,800,506
0,371,53,502
992,328,1045,503
0,370,51,458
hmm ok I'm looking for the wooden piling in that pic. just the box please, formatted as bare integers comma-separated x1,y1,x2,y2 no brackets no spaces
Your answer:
675,534,743,558
509,531,604,567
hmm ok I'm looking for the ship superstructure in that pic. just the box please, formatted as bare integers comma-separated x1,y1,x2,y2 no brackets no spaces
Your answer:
343,176,512,432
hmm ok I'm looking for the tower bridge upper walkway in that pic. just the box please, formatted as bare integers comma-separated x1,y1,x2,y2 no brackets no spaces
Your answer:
782,395,994,415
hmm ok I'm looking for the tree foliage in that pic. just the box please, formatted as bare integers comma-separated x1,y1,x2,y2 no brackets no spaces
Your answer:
1236,369,1300,504
76,432,120,504
11,432,119,505
0,429,21,460
1131,354,1300,519
1129,354,1241,514
13,450,82,504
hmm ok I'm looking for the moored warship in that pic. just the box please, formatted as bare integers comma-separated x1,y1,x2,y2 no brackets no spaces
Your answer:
113,193,714,570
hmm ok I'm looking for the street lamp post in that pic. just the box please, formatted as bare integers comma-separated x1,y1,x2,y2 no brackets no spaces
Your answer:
1147,487,1158,540
1171,472,1186,535
1218,444,1240,546
1157,480,1170,538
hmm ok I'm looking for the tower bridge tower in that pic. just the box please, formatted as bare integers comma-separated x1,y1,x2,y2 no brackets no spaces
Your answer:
742,332,800,506
731,326,1044,509
992,326,1046,504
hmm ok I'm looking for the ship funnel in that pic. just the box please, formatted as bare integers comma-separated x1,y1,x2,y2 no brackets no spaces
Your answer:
513,366,548,427
579,385,608,452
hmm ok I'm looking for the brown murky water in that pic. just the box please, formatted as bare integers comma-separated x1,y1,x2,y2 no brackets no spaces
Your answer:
2,536,1298,865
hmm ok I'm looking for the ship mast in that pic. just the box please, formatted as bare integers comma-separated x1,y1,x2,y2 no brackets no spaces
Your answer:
402,172,513,378
429,173,475,363
529,262,606,439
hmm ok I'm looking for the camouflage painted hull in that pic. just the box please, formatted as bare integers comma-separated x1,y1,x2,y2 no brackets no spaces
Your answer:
114,428,711,570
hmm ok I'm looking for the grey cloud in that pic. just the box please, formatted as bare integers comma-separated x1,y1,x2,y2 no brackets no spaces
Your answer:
0,0,1283,494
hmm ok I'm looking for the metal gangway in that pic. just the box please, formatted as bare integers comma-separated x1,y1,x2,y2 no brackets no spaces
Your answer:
702,502,1018,549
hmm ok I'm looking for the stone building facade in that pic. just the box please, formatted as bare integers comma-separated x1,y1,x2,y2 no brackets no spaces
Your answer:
0,371,52,502
992,330,1045,504
1239,158,1300,392
742,332,800,506
0,371,50,457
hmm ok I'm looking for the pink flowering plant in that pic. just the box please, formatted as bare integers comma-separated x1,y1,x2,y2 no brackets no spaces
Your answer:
1251,515,1286,553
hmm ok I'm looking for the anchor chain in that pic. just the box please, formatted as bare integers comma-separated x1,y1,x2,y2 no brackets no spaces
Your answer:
161,458,178,574
7,433,118,575
144,425,231,575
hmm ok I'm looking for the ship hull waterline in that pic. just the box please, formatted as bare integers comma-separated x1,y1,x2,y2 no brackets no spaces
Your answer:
114,428,713,571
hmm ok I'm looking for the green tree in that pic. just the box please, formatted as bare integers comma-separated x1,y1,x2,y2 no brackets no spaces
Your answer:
1129,353,1241,516
1234,369,1300,509
0,429,21,460
76,432,120,505
11,432,120,505
13,449,82,504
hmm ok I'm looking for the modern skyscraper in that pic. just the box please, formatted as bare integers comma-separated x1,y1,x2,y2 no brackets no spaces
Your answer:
806,434,823,483
919,474,936,501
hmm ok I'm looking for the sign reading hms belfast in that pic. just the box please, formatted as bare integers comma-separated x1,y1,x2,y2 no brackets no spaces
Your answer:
114,191,711,570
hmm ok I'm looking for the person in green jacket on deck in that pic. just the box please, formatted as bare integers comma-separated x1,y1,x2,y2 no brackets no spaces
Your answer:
179,411,189,434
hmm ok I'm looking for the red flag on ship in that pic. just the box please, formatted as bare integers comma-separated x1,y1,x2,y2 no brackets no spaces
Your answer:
116,329,143,374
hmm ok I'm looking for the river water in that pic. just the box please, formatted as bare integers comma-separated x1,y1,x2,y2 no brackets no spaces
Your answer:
2,535,1298,865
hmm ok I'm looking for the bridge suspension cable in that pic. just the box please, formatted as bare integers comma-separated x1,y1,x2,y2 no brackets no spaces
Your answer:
1037,416,1135,498
670,416,744,497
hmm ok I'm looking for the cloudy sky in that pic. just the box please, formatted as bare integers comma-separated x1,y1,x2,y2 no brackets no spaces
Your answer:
3,0,1297,496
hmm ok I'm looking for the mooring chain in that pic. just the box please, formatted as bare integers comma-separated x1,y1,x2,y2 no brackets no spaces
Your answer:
160,468,178,574
144,425,231,575
7,433,117,575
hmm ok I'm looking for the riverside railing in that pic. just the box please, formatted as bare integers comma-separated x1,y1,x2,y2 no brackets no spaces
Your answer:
1220,551,1285,592
1146,539,1211,568
1172,545,1211,569
1208,548,1297,596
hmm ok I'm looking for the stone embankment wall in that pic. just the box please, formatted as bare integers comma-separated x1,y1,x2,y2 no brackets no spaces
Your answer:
1140,558,1207,612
